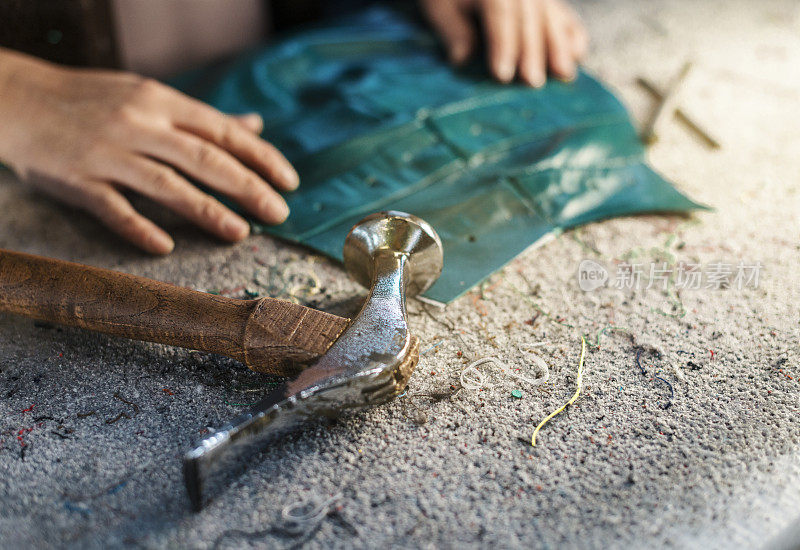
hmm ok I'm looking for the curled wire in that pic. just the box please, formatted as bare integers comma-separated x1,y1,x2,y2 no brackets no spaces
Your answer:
459,345,550,391
280,492,342,536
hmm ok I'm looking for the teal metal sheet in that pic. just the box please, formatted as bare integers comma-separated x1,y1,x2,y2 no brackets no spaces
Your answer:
171,6,706,304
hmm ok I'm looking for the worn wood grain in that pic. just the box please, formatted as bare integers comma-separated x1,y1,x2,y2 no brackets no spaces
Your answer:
0,249,350,375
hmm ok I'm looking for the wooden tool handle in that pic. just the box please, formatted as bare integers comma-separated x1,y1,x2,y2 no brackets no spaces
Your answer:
0,250,349,375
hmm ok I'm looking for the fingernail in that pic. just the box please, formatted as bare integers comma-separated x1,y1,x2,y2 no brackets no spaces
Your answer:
283,166,300,191
243,113,263,133
496,60,515,83
148,232,174,255
450,41,470,65
556,59,577,82
224,216,250,240
260,196,290,224
525,68,546,88
559,68,576,82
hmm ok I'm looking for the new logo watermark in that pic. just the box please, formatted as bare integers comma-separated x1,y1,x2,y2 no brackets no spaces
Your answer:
577,260,762,291
578,259,609,291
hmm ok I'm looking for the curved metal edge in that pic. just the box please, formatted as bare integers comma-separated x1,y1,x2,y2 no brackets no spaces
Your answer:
182,335,418,511
343,211,443,297
182,252,420,511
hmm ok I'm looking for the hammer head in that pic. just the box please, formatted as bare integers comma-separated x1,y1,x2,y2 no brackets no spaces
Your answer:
343,210,443,298
183,211,442,510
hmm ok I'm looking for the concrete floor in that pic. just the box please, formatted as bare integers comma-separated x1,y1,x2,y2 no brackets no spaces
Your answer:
1,0,799,548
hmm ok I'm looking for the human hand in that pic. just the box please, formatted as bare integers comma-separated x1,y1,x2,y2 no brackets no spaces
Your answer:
0,49,298,254
419,0,589,87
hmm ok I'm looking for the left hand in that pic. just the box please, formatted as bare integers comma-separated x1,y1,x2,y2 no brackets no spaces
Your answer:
419,0,589,87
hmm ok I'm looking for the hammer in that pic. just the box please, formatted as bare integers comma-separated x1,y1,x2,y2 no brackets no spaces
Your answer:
0,211,443,510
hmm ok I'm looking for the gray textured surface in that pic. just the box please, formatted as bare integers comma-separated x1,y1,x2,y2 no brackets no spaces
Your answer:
1,1,800,548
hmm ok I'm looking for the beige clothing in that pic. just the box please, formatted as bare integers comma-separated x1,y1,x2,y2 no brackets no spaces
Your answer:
111,0,267,78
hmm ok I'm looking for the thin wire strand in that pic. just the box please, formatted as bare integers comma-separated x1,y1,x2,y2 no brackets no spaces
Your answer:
531,336,587,446
281,492,342,536
460,358,492,390
459,351,549,391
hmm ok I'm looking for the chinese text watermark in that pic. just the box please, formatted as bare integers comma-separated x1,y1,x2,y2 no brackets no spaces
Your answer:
578,260,762,292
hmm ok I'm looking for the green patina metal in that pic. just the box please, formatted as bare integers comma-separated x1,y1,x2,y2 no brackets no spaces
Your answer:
171,6,706,304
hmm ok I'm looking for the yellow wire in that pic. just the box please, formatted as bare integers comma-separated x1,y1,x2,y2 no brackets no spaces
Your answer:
531,336,587,446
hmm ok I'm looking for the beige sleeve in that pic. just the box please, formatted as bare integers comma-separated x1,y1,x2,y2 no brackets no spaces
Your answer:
111,0,268,78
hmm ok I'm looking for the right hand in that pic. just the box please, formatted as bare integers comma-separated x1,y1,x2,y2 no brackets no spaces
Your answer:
0,49,299,254
420,0,589,87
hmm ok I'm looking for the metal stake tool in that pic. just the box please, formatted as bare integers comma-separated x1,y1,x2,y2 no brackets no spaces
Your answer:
183,211,443,510
0,210,443,511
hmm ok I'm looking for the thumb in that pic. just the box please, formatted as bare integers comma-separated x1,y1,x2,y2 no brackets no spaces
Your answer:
232,113,264,134
421,0,476,65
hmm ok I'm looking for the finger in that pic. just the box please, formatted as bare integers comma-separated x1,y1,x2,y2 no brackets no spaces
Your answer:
167,92,299,191
81,182,175,254
101,154,252,242
543,0,576,80
233,113,264,134
481,0,520,82
569,20,590,61
129,125,289,224
559,2,589,60
518,0,547,87
421,0,477,64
